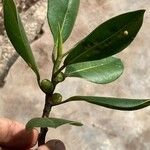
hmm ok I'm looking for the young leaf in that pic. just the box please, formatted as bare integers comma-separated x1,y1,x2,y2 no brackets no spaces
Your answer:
65,57,123,84
3,0,40,81
64,10,145,65
26,117,83,129
62,96,150,111
47,0,80,43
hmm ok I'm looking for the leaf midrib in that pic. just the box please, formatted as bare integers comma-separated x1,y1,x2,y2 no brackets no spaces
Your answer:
48,119,56,128
67,59,118,75
68,16,141,64
69,96,150,108
61,0,71,33
7,0,32,55
5,0,38,75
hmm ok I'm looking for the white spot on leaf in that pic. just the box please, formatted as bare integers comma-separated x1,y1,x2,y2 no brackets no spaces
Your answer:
124,30,128,36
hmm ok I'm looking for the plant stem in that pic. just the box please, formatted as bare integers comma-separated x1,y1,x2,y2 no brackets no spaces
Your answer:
52,65,65,81
38,52,63,145
52,45,57,63
38,28,64,145
38,94,53,146
62,50,71,58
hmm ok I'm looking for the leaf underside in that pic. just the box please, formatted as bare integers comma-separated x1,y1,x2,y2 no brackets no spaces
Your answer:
64,10,145,65
66,96,150,111
65,57,124,84
3,0,40,80
26,117,83,129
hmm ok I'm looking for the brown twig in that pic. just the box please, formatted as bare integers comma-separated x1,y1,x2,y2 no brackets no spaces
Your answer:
38,94,53,145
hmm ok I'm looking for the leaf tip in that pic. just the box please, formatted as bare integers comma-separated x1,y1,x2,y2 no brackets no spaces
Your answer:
71,122,83,126
137,9,146,15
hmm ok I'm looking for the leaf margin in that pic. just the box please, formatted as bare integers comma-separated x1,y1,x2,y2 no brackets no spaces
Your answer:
64,9,145,65
3,0,40,81
55,96,150,111
64,57,124,84
47,0,80,43
26,117,83,129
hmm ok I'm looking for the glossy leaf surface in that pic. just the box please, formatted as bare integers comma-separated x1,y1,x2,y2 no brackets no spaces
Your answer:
64,10,145,65
65,57,124,84
47,0,80,43
64,96,150,111
3,0,40,80
26,117,83,129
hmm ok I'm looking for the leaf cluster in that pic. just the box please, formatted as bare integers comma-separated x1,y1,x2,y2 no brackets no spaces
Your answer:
3,0,149,131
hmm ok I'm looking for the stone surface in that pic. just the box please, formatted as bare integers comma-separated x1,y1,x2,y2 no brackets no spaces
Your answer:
0,0,150,149
0,0,46,86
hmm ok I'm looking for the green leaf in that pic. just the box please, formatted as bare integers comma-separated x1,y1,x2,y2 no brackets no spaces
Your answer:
47,0,80,43
57,25,63,58
64,10,145,65
65,57,124,84
26,117,83,129
3,0,40,81
64,96,150,111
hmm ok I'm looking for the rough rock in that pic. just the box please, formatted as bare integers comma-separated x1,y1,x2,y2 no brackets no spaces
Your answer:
0,0,46,86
